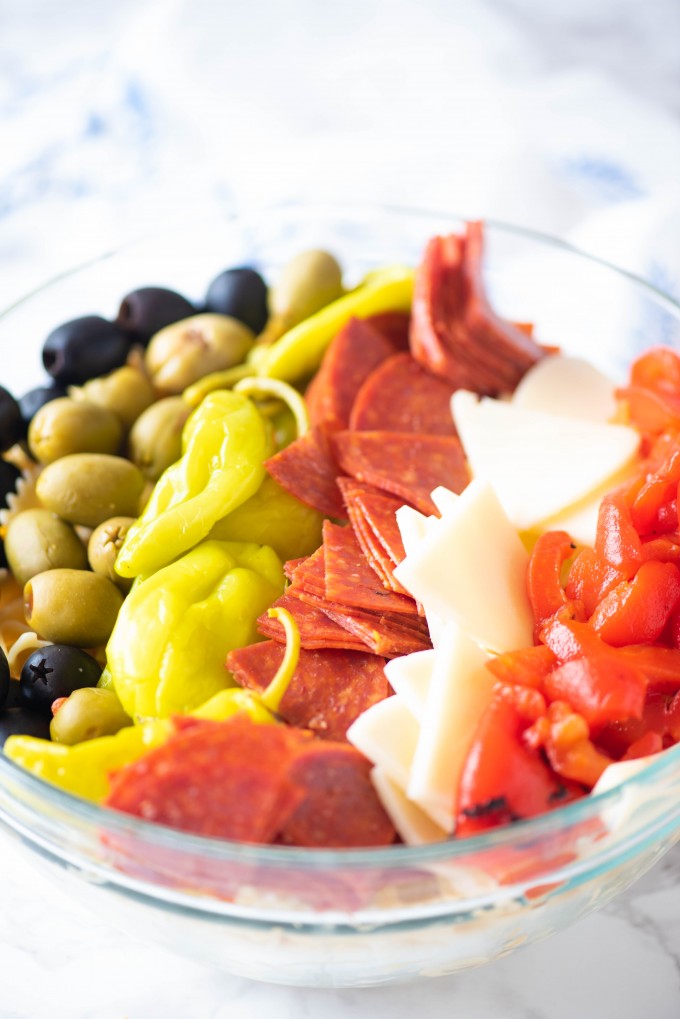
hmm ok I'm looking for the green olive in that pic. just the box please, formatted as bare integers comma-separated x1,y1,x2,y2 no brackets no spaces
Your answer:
36,453,145,528
127,396,192,481
145,313,254,393
25,569,124,646
50,687,132,745
268,249,343,327
28,398,123,464
87,516,135,590
4,509,88,587
69,366,156,430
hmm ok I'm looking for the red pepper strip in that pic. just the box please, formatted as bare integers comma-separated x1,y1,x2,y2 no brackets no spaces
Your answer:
618,386,680,437
486,645,557,689
565,548,627,618
641,534,680,565
621,731,664,760
617,645,680,693
630,449,680,535
630,347,680,397
524,701,613,789
594,491,644,579
526,530,575,635
597,689,680,757
590,560,680,647
544,655,646,730
456,684,581,837
540,614,612,662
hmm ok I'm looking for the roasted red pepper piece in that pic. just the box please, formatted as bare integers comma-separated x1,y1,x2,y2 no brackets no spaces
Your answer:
594,491,643,579
590,560,680,647
543,655,646,730
525,701,613,788
630,449,680,536
618,386,680,439
630,347,680,397
565,548,627,618
456,685,580,836
540,614,612,662
599,689,680,757
621,731,664,760
486,645,557,689
526,530,575,635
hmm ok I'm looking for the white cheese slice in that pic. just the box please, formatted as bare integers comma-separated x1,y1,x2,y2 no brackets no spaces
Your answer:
430,486,459,515
451,390,640,531
394,479,534,653
395,504,437,554
512,354,618,422
407,622,496,832
346,696,419,791
395,505,445,647
371,766,448,845
383,649,435,723
527,462,641,549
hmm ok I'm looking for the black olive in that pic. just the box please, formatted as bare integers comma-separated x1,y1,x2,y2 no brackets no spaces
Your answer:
42,316,132,385
0,385,23,453
204,267,268,333
0,460,21,508
20,645,102,717
18,380,68,434
0,647,9,710
0,706,51,746
116,287,195,346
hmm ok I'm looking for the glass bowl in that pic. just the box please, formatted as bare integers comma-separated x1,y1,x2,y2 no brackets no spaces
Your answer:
1,204,680,989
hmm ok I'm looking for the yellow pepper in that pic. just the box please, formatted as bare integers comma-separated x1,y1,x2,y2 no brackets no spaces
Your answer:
254,265,414,382
107,539,285,720
116,390,271,579
208,475,323,562
5,607,301,803
4,721,171,803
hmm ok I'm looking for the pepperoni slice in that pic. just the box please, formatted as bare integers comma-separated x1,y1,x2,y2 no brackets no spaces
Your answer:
331,430,469,515
265,423,346,520
257,592,369,652
106,717,307,843
305,318,394,430
278,742,397,848
349,352,457,435
227,640,389,742
323,520,417,616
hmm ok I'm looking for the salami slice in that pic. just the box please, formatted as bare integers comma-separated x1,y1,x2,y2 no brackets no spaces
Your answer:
349,352,457,435
363,311,411,352
331,430,469,515
278,742,397,848
106,717,306,843
288,544,326,598
227,640,389,742
340,480,407,567
410,224,544,393
323,520,417,616
265,423,346,520
284,557,307,581
347,505,400,591
305,318,394,430
257,592,368,652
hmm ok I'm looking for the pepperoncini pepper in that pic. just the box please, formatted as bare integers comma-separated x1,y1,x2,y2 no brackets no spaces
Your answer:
4,607,301,803
208,474,323,562
116,390,272,579
107,539,285,720
253,266,414,383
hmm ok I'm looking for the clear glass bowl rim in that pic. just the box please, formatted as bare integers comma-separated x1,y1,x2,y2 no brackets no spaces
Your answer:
2,200,680,872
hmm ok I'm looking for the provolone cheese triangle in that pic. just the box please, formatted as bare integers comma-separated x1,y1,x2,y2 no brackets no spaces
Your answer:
370,767,448,846
451,390,639,531
512,354,618,422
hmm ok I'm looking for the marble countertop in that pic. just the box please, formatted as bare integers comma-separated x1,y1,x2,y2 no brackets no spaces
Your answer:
2,1,680,1015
